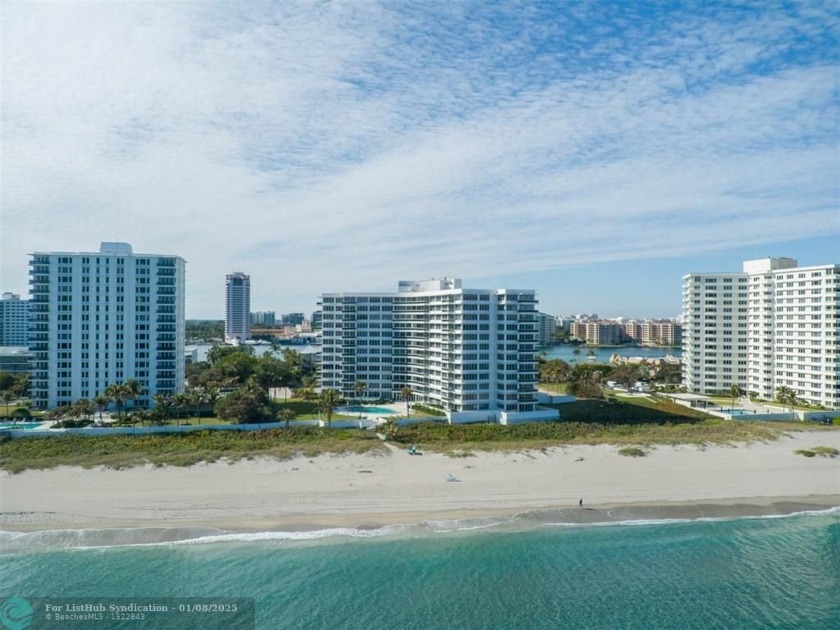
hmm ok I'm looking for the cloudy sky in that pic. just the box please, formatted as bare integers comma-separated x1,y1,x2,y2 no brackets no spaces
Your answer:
2,1,838,319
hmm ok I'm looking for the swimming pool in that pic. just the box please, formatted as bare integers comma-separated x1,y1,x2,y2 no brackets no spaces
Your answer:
341,406,396,415
727,409,753,416
0,422,45,430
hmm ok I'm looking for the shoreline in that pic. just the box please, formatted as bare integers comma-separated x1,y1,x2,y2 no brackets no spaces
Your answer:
2,498,838,541
2,433,839,535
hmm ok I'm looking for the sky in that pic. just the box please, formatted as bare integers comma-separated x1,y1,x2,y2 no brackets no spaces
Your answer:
2,1,838,320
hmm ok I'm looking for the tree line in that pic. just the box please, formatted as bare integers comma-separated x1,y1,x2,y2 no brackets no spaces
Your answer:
0,373,29,417
537,357,682,398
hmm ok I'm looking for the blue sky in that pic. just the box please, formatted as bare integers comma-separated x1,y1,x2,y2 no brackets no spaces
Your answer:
2,1,837,319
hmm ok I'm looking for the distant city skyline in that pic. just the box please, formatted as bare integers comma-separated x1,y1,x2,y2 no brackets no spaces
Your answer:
2,3,837,321
2,235,837,322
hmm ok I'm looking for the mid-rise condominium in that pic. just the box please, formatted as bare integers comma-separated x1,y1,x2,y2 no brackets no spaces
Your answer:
0,292,30,346
682,258,839,408
28,242,186,410
225,272,251,343
537,312,557,346
320,278,558,424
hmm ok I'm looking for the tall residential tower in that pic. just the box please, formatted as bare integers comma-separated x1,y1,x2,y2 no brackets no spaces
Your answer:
225,272,250,343
28,242,186,410
0,292,30,346
320,278,557,424
682,258,839,408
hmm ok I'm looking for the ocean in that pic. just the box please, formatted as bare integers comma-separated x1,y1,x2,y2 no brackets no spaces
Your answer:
542,345,681,364
2,509,839,629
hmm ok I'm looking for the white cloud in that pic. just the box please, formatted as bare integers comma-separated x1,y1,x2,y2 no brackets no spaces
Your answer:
2,1,837,316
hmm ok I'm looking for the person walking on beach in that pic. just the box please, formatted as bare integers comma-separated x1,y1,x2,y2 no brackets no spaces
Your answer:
579,498,583,507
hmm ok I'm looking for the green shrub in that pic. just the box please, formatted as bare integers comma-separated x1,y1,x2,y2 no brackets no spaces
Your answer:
832,417,840,426
10,407,31,418
795,449,816,458
618,446,646,457
811,446,839,458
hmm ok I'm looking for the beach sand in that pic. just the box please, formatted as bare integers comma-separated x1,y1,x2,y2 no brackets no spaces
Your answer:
1,431,838,532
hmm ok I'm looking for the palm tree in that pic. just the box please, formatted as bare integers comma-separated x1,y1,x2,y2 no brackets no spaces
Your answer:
571,347,581,364
171,392,191,425
401,386,413,418
1,390,15,416
202,386,221,421
104,383,128,420
776,386,797,419
75,398,94,423
729,384,744,411
296,386,317,405
317,389,344,429
188,387,204,420
153,394,174,424
123,379,142,412
353,381,367,418
93,394,110,423
279,407,296,430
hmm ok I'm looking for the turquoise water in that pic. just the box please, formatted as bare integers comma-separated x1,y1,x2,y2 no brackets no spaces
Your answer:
2,510,838,629
543,345,682,364
343,406,395,414
0,422,43,430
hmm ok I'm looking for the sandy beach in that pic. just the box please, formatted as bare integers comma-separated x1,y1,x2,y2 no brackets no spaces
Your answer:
1,431,839,532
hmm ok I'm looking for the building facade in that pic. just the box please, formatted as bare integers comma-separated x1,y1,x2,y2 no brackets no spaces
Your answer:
28,242,186,410
537,312,557,346
0,292,30,346
250,311,276,326
225,272,251,343
682,258,839,408
0,347,31,374
320,279,556,424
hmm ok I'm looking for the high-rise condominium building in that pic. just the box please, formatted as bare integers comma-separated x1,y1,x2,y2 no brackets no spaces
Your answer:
0,292,30,346
250,311,276,326
537,312,557,346
320,279,558,424
28,242,186,410
225,272,250,343
682,258,839,407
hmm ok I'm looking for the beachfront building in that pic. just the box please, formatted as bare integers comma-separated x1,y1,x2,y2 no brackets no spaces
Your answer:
682,258,840,408
320,278,556,424
28,242,186,410
225,272,251,343
682,270,751,397
0,292,30,347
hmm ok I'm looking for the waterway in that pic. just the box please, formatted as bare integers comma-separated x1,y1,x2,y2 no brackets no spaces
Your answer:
542,345,681,364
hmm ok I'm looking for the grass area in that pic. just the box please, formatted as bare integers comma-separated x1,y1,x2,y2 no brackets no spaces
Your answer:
795,446,839,458
538,383,570,394
550,396,715,424
618,446,646,457
383,418,831,456
409,403,447,417
2,395,835,472
0,428,388,474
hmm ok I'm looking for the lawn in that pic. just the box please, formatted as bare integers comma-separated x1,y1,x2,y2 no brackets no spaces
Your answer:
538,383,570,394
550,395,714,424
